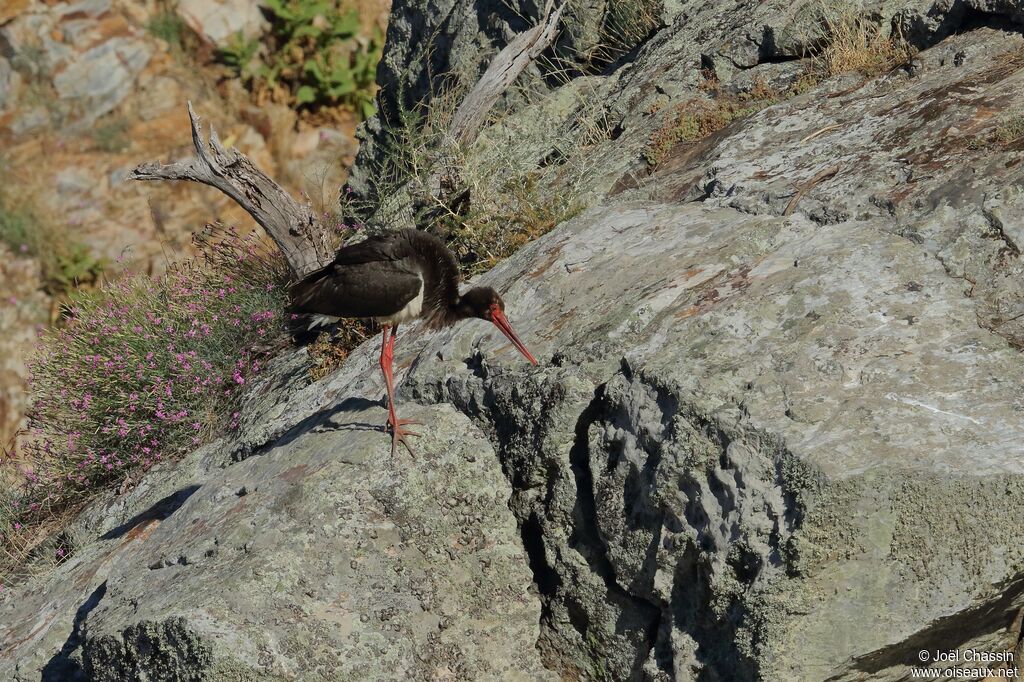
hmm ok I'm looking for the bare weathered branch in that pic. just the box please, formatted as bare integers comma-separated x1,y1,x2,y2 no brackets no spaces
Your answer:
133,3,563,270
129,102,332,278
420,2,565,205
447,0,565,146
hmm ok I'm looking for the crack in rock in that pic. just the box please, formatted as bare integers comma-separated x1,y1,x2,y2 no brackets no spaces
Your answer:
407,359,814,680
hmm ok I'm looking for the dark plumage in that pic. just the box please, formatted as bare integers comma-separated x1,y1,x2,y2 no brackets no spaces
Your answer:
288,229,538,455
290,229,457,329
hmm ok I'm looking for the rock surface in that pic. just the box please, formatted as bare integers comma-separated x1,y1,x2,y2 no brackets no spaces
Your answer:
176,0,268,48
1,350,551,680
0,245,47,477
7,0,1024,680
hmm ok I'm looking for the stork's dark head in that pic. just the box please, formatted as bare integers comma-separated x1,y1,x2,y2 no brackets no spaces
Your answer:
458,287,538,365
458,287,504,321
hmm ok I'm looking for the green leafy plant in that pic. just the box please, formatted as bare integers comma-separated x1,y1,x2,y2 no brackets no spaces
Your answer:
219,32,262,79
92,116,130,153
50,243,106,292
219,0,384,118
0,189,103,296
145,10,188,47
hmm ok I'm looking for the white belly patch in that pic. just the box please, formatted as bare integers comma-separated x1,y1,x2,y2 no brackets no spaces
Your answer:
376,274,424,325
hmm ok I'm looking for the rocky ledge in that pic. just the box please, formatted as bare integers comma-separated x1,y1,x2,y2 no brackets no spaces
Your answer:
7,0,1024,680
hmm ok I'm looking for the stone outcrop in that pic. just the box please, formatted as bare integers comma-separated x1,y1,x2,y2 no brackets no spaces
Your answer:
6,0,1024,680
176,0,268,48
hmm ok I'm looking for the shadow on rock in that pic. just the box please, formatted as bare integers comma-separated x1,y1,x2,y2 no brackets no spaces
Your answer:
100,485,201,541
40,581,107,682
244,396,384,460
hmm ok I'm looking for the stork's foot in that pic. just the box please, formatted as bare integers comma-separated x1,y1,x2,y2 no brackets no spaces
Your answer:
387,417,423,429
386,417,421,456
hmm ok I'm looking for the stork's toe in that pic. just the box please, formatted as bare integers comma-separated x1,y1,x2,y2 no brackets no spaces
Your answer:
390,426,419,456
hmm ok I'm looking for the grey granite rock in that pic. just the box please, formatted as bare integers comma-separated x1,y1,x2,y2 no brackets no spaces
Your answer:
176,0,269,48
0,386,552,680
7,1,1024,680
347,0,1024,677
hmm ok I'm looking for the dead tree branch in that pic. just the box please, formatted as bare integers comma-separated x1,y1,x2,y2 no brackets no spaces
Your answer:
131,3,563,266
421,1,564,205
129,102,332,278
447,0,565,146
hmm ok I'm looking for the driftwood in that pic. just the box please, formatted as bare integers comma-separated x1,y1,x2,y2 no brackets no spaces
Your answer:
129,102,333,278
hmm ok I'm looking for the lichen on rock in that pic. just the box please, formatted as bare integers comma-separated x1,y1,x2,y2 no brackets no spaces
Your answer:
8,0,1024,680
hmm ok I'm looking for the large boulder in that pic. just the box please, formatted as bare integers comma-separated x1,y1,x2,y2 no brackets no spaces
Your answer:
8,0,1024,680
0,351,552,680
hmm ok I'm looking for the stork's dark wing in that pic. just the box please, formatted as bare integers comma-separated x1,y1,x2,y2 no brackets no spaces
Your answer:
326,232,410,268
289,234,422,319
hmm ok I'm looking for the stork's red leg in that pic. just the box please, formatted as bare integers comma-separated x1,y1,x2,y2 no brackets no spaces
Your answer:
379,324,421,455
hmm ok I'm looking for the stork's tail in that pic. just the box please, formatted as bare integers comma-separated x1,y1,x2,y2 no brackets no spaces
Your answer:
286,312,340,345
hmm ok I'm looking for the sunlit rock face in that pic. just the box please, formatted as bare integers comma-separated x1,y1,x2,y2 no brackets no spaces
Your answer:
7,0,1024,679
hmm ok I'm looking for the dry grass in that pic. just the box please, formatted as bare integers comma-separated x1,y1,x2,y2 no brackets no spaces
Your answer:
431,167,586,276
994,112,1024,144
538,0,662,83
643,80,781,168
423,82,598,274
964,110,1024,150
307,321,371,380
591,0,662,67
641,10,914,169
808,12,913,80
354,75,598,276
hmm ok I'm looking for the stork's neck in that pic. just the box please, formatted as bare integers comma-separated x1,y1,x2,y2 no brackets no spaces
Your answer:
414,253,461,329
449,293,480,322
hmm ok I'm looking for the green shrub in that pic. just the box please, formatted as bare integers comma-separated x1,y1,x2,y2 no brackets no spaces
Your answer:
92,117,131,153
219,0,384,118
0,202,35,257
145,10,188,47
0,191,103,296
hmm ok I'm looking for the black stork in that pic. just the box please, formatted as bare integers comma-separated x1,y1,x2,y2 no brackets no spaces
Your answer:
289,228,538,455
